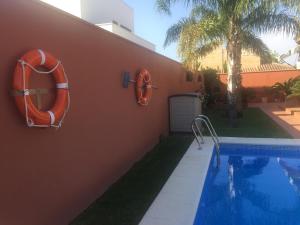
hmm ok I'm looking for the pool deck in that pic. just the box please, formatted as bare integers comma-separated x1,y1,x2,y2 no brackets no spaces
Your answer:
138,137,300,225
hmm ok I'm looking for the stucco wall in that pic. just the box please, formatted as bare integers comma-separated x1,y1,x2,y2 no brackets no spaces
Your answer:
81,0,134,31
40,0,82,17
219,70,300,88
219,70,300,102
98,23,156,51
200,46,261,72
0,1,200,225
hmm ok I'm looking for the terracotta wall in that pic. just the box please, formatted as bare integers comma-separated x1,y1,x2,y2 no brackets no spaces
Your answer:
219,70,300,102
0,1,200,225
219,70,300,88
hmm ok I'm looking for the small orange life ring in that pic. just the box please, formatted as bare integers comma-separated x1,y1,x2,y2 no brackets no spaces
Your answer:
12,49,70,128
136,69,152,106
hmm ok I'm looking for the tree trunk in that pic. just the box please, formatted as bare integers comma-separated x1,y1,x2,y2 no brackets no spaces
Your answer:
226,18,242,126
236,37,243,115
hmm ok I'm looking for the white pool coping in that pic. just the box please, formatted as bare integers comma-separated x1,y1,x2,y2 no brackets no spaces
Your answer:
138,137,300,225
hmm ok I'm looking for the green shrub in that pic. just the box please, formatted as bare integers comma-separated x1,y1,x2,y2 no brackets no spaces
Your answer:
289,79,300,99
201,68,222,107
272,77,300,96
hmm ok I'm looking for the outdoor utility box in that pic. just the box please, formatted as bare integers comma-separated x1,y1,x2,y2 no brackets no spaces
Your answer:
169,93,202,133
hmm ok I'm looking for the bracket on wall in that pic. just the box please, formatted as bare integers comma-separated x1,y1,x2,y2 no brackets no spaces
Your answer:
122,72,136,88
11,88,49,110
122,72,158,89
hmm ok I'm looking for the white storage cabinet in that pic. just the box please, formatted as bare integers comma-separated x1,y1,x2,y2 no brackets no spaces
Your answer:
169,93,202,133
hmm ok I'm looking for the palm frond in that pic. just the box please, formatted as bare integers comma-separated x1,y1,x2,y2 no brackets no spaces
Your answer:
195,40,222,57
155,0,217,14
234,0,260,16
240,31,271,59
288,79,300,98
191,4,218,18
168,11,225,48
243,4,300,35
164,18,195,47
278,0,300,13
156,0,172,14
294,46,300,54
273,77,300,96
177,28,222,70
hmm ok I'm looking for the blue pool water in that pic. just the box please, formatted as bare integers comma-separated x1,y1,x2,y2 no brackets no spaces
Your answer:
193,144,300,225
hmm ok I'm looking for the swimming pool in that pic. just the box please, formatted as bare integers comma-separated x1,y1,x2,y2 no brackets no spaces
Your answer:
193,143,300,225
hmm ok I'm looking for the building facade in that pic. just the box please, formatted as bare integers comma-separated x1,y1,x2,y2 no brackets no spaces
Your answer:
40,0,81,17
40,0,155,51
81,0,134,32
200,46,261,72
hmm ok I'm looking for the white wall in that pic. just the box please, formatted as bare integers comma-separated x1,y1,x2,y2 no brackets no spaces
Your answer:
40,0,81,17
39,0,155,51
81,0,134,32
98,23,155,51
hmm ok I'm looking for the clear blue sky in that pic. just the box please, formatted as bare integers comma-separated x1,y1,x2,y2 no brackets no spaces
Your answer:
124,0,190,61
124,0,297,62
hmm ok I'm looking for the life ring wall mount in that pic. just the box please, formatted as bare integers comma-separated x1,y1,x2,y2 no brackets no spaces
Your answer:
122,69,158,106
12,49,70,128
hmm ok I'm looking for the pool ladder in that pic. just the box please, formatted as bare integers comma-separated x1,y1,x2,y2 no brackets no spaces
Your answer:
192,115,220,167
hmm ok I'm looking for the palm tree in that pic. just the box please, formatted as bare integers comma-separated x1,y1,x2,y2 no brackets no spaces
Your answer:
294,31,300,68
272,77,300,97
156,0,299,114
296,34,300,45
289,80,300,98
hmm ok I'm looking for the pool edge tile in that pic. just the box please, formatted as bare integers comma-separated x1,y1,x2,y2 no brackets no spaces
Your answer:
138,137,300,225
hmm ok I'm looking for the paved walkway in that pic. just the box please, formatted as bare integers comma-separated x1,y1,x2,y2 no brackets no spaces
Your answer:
249,103,300,138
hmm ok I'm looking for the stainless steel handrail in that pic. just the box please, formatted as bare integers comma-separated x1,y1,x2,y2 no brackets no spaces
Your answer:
192,115,220,167
195,115,220,143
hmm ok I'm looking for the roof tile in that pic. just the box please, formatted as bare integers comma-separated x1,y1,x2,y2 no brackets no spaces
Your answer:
242,63,296,73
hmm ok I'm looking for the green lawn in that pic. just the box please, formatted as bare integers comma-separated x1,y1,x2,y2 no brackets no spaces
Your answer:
70,135,194,225
205,107,291,138
70,107,291,225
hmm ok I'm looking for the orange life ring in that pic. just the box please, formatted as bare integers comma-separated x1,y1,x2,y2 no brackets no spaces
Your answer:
136,69,152,106
12,49,70,128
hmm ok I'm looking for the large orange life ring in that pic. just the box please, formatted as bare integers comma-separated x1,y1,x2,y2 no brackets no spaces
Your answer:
136,69,152,106
12,49,70,128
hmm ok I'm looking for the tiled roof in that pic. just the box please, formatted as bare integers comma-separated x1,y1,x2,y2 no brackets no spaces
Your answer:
242,63,296,73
